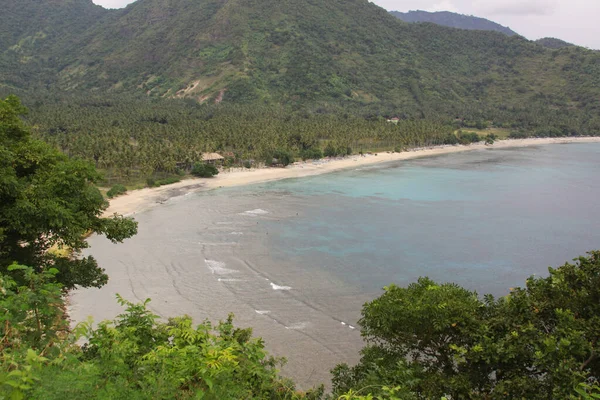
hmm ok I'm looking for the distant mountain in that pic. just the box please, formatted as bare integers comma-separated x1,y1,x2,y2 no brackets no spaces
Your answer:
535,37,576,49
390,10,518,36
0,0,598,123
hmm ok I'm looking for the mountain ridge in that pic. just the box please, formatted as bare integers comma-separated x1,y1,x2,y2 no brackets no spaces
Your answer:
535,37,576,49
390,10,518,36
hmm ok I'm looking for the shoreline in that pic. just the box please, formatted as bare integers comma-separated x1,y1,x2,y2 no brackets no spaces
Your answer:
105,137,600,216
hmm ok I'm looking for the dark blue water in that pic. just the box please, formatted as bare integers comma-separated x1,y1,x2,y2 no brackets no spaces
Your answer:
256,143,600,296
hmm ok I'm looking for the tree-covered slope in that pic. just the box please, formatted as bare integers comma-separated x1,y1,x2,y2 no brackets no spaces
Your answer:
536,37,576,49
0,0,110,91
390,10,518,36
0,0,599,120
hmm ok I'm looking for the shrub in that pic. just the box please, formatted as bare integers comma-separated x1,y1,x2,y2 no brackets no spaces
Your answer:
191,162,219,178
273,149,293,166
443,133,460,145
485,134,498,145
457,131,481,144
324,143,337,157
509,131,529,139
154,177,181,186
106,184,127,198
300,148,323,161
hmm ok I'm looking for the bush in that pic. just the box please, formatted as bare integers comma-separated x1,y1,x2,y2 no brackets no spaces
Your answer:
191,162,219,178
443,133,460,145
324,143,337,157
509,131,529,139
146,177,156,187
457,131,481,144
485,134,498,145
273,149,293,166
300,148,323,161
106,184,127,198
154,177,181,186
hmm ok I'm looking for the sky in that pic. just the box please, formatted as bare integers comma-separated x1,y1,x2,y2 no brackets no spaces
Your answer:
92,0,599,49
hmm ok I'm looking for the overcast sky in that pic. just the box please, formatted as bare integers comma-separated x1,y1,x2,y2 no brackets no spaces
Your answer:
92,0,599,49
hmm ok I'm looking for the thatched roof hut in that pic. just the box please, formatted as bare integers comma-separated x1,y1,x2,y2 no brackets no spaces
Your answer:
202,153,225,163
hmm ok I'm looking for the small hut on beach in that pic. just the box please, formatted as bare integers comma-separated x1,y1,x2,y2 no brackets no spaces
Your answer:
202,153,225,165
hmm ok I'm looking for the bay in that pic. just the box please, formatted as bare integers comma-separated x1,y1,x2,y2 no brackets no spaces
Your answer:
72,142,600,387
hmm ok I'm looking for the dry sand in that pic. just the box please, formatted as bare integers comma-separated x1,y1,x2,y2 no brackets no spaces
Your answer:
105,137,600,217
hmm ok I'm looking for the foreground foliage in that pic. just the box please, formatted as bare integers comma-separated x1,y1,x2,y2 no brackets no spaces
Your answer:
2,253,600,399
0,266,323,399
0,95,137,289
332,251,600,399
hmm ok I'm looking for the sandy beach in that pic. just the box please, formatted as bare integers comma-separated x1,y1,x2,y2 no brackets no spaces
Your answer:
105,137,600,216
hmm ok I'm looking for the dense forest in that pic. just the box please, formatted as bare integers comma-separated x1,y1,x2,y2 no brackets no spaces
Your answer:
536,37,577,49
0,90,594,184
2,97,600,398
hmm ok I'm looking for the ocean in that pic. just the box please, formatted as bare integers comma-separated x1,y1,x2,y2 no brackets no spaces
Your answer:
71,142,600,387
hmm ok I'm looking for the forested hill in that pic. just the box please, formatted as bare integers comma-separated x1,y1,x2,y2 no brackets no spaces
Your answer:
535,37,576,49
0,0,599,121
389,10,518,36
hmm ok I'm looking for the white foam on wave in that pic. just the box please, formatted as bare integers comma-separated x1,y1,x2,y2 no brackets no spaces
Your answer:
255,310,271,315
205,259,237,275
230,232,244,235
217,278,243,282
285,322,308,330
240,209,270,216
341,321,356,330
270,282,292,291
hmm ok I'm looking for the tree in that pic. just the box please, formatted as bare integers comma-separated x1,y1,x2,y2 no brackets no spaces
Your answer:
332,252,600,399
0,96,137,289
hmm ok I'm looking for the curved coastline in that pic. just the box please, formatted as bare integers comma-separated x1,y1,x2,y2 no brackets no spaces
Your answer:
73,136,600,389
105,137,600,217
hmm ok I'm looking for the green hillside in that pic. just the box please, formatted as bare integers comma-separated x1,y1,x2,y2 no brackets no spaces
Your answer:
1,0,598,116
536,37,576,49
0,0,108,91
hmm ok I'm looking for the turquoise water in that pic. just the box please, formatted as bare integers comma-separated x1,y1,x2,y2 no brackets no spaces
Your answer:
254,143,600,296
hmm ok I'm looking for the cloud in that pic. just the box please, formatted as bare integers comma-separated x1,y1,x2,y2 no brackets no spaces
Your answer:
93,0,133,8
473,0,557,16
425,1,460,13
